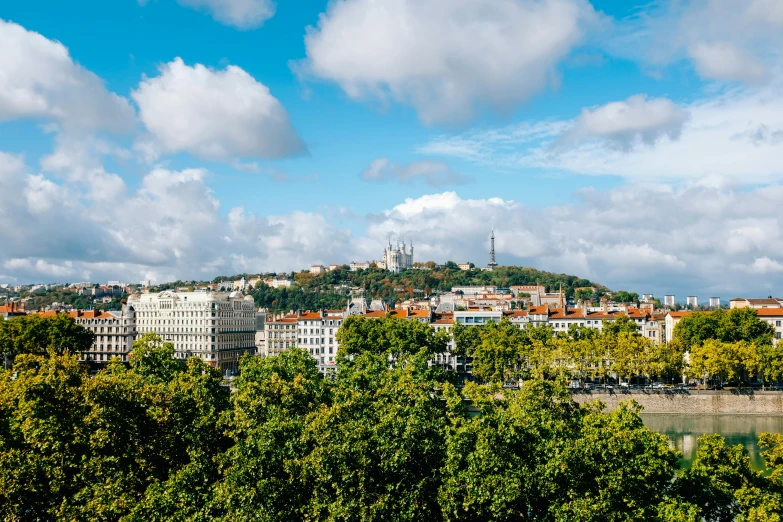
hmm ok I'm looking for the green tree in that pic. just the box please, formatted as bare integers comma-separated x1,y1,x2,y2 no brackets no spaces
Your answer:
0,313,95,367
336,315,448,362
675,308,774,352
215,349,328,522
301,351,446,521
471,318,528,384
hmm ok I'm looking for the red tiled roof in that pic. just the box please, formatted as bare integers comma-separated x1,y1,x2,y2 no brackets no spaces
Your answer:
754,308,783,317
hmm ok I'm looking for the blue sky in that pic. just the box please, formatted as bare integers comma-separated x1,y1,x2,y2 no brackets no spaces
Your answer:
1,0,783,300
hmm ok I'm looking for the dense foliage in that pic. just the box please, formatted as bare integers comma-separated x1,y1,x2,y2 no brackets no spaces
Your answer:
449,314,684,385
675,309,781,387
250,265,606,312
0,313,94,368
2,318,783,520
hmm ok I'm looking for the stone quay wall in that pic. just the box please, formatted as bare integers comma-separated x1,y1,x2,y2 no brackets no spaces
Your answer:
569,389,783,415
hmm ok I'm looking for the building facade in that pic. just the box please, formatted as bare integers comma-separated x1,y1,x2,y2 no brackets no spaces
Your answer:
264,314,298,357
664,295,676,307
380,240,413,273
38,308,137,365
128,290,255,375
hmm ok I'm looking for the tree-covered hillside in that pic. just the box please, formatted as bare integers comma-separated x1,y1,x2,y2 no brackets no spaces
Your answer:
250,265,607,313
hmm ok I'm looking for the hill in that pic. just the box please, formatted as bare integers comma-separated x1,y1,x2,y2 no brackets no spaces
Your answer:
249,265,608,313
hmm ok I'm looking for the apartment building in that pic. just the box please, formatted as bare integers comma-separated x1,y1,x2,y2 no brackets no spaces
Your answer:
128,290,255,375
38,307,136,365
265,313,298,357
756,308,783,345
729,298,783,309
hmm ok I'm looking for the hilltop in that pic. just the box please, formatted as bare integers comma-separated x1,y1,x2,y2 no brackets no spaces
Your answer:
248,264,609,313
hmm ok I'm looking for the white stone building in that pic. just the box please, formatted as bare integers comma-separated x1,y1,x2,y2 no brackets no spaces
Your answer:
380,240,413,273
686,296,698,308
128,290,256,375
664,295,676,307
297,310,344,373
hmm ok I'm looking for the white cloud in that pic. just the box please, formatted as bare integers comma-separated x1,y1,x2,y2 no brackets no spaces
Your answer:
361,186,783,297
175,0,276,29
688,42,768,84
0,19,135,132
132,58,306,161
5,149,783,296
419,82,783,184
564,94,689,149
608,0,783,84
735,257,783,275
297,0,599,124
360,158,470,186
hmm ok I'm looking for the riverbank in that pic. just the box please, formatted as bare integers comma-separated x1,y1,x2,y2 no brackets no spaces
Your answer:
570,389,783,415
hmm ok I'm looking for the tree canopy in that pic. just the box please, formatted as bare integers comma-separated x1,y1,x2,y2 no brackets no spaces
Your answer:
1,318,783,520
0,313,95,368
674,308,774,352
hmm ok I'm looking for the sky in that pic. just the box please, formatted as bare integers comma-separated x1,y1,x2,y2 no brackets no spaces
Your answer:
1,0,783,300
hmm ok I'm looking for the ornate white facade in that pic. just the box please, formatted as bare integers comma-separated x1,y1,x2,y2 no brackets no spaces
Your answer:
128,290,256,375
380,240,414,273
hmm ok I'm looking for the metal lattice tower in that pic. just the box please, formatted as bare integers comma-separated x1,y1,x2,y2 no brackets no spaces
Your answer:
488,228,498,269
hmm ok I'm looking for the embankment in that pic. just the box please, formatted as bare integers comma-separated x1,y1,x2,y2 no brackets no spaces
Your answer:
570,389,783,415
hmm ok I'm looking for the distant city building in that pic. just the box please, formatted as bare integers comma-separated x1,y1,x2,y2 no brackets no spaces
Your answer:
686,296,698,308
128,290,256,375
642,294,654,302
458,263,472,271
140,279,151,288
709,297,721,308
107,280,122,287
664,295,676,307
381,239,414,273
310,265,326,275
350,261,370,271
729,298,783,309
265,278,292,289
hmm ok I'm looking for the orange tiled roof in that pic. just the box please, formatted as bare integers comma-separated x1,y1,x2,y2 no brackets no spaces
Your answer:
298,311,322,320
667,311,695,318
754,308,783,317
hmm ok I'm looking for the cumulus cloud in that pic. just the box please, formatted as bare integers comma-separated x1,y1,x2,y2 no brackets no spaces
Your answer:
688,42,768,84
361,186,783,297
132,58,306,161
360,158,470,186
0,19,135,132
564,95,689,149
175,0,276,29
419,81,783,183
4,147,783,297
297,0,598,125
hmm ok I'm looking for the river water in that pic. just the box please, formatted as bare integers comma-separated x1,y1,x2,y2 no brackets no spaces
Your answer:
641,414,783,471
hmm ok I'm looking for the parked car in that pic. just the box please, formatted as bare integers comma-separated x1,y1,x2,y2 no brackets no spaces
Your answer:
651,382,665,389
619,382,630,388
583,383,596,391
771,383,783,391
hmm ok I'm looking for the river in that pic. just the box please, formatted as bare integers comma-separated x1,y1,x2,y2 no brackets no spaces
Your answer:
641,414,783,471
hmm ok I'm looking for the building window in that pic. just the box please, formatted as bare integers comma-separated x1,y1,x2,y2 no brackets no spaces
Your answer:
777,321,781,327
777,332,782,340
